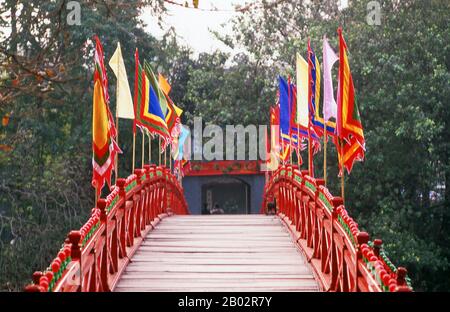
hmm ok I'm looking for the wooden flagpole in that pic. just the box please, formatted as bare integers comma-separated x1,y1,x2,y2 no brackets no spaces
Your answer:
324,123,328,186
115,54,120,184
164,147,167,167
340,138,345,205
290,141,293,164
141,130,145,168
308,127,312,176
159,136,162,166
297,127,301,167
148,133,152,164
132,132,136,173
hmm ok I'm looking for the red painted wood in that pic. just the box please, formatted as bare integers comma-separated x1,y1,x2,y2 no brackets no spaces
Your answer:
25,162,413,293
186,160,264,176
25,165,188,292
263,165,413,292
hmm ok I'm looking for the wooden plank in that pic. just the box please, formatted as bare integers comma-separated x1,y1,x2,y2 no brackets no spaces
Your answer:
129,258,305,265
114,215,319,292
115,279,318,288
118,272,314,279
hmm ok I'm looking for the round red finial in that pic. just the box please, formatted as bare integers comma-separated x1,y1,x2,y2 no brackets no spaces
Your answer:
32,271,43,284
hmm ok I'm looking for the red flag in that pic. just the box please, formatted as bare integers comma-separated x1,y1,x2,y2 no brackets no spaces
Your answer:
336,28,365,175
92,36,122,196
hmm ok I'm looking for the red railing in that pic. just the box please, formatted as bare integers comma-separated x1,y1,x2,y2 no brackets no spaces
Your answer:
262,165,412,292
24,165,189,292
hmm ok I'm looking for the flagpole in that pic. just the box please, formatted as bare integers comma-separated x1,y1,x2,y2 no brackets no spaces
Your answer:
324,123,327,186
164,147,167,167
308,127,312,176
132,132,136,172
115,44,120,184
141,130,145,168
340,138,345,205
148,133,152,164
297,127,301,167
159,136,162,166
290,142,293,164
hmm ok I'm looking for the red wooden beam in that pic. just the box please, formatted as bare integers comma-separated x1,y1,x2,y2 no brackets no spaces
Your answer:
185,160,264,177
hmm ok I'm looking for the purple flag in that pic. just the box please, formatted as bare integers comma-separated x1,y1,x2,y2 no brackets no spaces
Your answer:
322,36,338,122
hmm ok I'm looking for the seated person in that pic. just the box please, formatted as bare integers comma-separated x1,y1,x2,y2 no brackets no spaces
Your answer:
210,203,224,214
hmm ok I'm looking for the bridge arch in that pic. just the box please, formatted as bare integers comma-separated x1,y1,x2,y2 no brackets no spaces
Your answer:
24,163,413,292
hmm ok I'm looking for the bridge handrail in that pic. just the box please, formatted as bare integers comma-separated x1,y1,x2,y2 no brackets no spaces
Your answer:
262,165,412,292
24,165,189,292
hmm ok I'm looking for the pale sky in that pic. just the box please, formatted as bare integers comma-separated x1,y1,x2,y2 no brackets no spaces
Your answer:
142,0,250,56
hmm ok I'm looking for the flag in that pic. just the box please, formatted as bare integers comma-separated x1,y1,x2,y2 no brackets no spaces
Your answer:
279,77,296,162
308,40,326,137
176,125,190,161
158,73,171,95
288,81,309,149
296,53,309,128
322,36,338,125
173,125,191,178
279,76,291,144
158,74,182,140
144,60,168,116
288,74,320,154
265,125,279,172
133,50,171,150
336,28,365,175
93,36,117,138
266,111,279,171
92,37,121,196
173,104,183,117
109,42,134,119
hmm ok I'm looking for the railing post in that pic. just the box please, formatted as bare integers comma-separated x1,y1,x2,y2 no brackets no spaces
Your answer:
373,239,382,257
396,267,408,286
329,197,342,291
164,168,171,214
97,199,110,292
312,178,324,259
133,169,143,238
356,232,370,291
150,165,157,216
116,178,127,258
143,165,151,225
68,230,81,291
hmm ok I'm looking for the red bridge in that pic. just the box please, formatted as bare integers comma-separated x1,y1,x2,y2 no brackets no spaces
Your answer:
24,164,412,292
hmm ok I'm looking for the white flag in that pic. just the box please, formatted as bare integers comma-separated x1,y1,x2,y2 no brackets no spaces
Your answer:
322,36,338,122
109,42,134,119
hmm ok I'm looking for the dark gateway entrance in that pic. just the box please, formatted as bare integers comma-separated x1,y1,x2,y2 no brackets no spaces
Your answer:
201,177,250,214
182,161,265,215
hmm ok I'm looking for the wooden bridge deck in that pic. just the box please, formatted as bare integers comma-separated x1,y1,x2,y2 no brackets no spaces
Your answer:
114,215,319,292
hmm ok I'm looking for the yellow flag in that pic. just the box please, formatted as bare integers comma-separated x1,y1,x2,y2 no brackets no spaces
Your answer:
173,104,183,117
158,73,172,95
93,81,109,149
296,53,309,128
109,42,134,119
